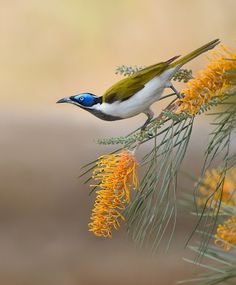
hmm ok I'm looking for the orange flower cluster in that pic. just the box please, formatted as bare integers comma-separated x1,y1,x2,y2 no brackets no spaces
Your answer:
215,216,236,251
197,168,236,251
176,45,236,115
89,150,138,237
197,168,236,208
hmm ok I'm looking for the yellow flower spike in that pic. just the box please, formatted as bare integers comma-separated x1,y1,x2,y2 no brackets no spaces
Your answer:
197,168,236,208
88,150,138,237
175,44,236,115
215,216,236,251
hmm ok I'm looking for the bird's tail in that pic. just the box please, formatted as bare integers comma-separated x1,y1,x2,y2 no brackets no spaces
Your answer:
170,39,220,68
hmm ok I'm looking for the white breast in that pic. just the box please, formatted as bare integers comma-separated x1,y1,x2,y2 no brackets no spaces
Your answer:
95,66,178,119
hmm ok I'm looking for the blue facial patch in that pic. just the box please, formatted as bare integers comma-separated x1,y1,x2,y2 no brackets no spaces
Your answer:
71,93,95,107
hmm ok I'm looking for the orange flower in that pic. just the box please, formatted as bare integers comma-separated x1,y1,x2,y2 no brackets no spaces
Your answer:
197,168,236,208
176,45,236,115
88,150,138,237
215,216,236,251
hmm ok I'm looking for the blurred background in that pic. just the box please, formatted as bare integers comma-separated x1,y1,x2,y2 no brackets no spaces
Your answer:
1,0,236,284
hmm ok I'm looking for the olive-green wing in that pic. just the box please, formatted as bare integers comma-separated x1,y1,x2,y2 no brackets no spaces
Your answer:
102,56,180,103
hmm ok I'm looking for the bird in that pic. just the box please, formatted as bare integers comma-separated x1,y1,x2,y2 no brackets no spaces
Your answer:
57,39,220,130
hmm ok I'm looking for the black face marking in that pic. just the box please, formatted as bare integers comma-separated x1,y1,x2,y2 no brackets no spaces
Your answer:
94,97,102,104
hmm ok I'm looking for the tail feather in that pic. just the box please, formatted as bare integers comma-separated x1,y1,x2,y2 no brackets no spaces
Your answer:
170,39,220,68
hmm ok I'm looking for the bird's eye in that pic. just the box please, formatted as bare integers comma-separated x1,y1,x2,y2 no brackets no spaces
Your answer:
80,96,84,101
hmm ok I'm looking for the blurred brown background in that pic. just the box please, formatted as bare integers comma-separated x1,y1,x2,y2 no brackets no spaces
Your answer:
1,0,236,284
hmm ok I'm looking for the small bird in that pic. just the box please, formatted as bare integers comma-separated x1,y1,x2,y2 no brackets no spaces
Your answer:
57,39,220,129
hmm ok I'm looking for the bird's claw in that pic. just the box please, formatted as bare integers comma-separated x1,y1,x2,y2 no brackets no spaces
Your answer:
140,127,153,139
147,132,153,138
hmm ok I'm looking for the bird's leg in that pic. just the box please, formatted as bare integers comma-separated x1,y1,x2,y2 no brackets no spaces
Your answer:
169,83,182,98
141,109,154,136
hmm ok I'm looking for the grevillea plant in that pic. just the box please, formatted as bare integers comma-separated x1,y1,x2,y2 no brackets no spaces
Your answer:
81,43,236,285
89,150,138,237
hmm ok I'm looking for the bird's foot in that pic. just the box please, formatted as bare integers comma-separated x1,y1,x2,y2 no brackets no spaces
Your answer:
140,127,153,139
147,132,153,138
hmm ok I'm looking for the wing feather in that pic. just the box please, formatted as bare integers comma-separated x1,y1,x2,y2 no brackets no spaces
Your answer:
102,56,180,103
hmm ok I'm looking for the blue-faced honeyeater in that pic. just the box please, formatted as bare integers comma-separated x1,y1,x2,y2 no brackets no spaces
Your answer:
57,39,220,129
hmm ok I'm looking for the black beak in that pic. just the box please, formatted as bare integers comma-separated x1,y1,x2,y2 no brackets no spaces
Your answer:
56,97,69,104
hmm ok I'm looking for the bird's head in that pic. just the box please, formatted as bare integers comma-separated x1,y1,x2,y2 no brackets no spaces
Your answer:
57,93,101,109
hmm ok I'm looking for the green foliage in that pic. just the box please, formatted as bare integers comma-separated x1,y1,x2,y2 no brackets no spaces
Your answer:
179,245,236,285
116,64,193,82
186,87,236,260
125,117,194,250
172,68,193,83
177,84,236,284
179,194,236,284
115,65,143,76
81,63,236,283
81,87,236,253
